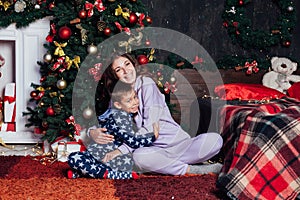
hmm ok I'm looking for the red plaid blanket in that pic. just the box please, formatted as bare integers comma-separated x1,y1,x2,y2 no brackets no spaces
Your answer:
216,97,300,200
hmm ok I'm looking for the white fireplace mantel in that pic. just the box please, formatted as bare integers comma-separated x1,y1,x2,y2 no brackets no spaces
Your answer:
0,17,51,143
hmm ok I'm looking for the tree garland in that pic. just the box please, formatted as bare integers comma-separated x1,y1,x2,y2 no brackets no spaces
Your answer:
222,0,296,49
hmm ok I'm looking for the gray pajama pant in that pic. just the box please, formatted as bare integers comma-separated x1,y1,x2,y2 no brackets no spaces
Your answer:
132,132,223,175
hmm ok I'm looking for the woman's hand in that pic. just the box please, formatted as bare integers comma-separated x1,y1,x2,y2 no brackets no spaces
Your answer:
90,128,115,144
152,122,160,139
102,149,122,163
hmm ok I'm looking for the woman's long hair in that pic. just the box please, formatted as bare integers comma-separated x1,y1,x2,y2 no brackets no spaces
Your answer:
95,52,153,115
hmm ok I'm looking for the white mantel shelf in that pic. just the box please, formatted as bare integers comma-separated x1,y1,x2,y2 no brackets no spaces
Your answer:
0,17,51,143
0,131,41,143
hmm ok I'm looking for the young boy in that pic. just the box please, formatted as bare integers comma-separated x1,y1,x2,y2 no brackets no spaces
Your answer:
67,81,159,179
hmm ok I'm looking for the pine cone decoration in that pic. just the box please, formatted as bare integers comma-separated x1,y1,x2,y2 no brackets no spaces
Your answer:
97,21,106,32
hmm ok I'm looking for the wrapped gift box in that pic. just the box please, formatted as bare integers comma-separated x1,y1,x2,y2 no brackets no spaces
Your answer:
3,83,16,123
57,141,86,162
51,136,86,162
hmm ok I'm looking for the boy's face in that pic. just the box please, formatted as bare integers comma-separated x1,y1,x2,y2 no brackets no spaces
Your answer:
114,89,139,114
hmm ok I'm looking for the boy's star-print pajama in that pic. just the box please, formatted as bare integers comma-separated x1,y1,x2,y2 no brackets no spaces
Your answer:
68,109,156,179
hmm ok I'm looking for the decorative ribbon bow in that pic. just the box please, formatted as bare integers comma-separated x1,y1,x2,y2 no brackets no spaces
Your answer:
164,81,177,94
46,22,56,43
64,56,80,70
0,0,11,11
76,24,88,45
232,21,240,35
66,116,81,136
34,86,45,100
115,5,130,20
137,13,145,26
191,56,203,65
245,60,259,74
118,32,143,52
54,41,67,57
148,48,155,61
114,22,131,34
51,57,65,71
85,0,106,17
89,63,103,81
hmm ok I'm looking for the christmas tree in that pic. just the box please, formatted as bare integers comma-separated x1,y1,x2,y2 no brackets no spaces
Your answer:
23,0,156,143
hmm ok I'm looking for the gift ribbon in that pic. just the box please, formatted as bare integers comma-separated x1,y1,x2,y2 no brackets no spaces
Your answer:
53,41,67,57
115,5,130,20
3,96,15,104
3,98,16,122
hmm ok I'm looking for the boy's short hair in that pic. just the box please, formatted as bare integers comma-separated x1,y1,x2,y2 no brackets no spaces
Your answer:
111,81,134,103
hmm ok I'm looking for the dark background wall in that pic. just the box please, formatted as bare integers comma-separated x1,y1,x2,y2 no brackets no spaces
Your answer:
141,0,300,64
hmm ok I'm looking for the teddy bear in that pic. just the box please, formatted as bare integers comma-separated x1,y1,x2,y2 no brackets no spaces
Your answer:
262,56,300,94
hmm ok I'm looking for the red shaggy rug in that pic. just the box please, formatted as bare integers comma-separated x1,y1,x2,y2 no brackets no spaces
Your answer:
0,156,225,199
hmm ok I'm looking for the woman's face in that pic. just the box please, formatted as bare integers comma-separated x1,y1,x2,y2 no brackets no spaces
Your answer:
111,56,136,84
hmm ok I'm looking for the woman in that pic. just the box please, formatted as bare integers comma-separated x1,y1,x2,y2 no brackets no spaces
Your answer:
90,52,223,175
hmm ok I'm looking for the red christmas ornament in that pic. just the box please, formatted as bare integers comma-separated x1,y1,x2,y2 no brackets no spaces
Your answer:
145,39,151,46
40,76,46,82
283,41,291,47
145,16,152,24
46,107,55,116
30,91,38,98
58,26,72,40
157,71,162,77
104,27,111,36
137,55,148,65
49,2,55,10
238,0,243,5
129,12,138,24
78,9,87,19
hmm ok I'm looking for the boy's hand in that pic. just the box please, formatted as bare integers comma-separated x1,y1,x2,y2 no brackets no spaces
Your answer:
102,149,122,163
152,122,159,139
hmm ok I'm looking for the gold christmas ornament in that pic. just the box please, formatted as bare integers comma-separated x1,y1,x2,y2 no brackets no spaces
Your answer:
108,0,116,2
56,79,67,89
87,44,98,54
43,53,52,63
83,107,93,119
